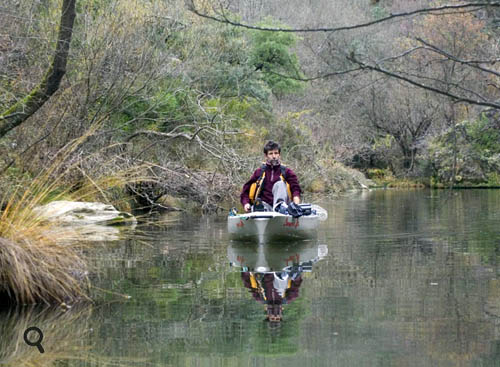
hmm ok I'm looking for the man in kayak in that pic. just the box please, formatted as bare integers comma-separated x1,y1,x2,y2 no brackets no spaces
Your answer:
240,140,302,213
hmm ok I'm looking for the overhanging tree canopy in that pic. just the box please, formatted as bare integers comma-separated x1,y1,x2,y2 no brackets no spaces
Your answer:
187,0,500,110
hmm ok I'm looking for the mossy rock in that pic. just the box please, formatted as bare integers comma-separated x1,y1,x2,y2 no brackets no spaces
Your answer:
157,194,200,212
307,178,327,193
157,194,184,209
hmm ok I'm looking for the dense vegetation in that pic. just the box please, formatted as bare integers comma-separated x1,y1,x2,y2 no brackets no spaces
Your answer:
0,0,371,218
0,0,499,303
1,0,499,214
190,0,500,187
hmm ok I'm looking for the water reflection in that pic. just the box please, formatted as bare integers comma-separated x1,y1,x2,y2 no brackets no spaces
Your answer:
228,240,327,324
0,305,92,367
0,190,498,366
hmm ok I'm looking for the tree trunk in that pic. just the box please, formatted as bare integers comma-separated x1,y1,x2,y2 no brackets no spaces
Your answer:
0,0,76,139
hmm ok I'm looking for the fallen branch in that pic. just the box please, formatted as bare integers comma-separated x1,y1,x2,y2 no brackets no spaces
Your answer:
125,126,207,142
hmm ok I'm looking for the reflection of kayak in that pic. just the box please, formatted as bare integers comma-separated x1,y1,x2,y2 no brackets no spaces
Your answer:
227,241,328,272
227,209,325,241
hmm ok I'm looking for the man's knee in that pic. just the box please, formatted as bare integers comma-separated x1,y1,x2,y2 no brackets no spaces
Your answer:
272,181,289,204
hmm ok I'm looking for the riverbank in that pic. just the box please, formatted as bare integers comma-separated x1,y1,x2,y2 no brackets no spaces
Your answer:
365,168,500,189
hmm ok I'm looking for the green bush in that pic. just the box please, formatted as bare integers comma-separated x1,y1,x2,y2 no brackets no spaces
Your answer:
428,114,500,186
250,19,305,97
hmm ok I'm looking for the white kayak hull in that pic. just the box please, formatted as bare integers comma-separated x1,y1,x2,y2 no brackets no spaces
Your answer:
227,211,320,240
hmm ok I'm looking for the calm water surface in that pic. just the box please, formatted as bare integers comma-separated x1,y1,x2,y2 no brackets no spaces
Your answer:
2,189,500,367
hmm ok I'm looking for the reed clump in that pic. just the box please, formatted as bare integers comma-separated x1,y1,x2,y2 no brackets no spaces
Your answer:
0,171,146,304
0,235,88,305
0,133,146,305
0,164,92,304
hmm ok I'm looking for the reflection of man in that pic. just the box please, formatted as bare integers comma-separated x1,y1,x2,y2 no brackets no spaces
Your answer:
241,271,303,322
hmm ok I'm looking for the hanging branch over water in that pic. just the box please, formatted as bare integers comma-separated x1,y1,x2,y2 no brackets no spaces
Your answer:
348,54,500,109
187,1,500,33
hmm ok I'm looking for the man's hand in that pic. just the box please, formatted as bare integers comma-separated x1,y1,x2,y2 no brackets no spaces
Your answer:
244,203,251,212
293,196,300,204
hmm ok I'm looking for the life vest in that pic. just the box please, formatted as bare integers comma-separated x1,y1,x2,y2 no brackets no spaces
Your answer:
249,273,267,301
248,163,292,204
249,274,258,289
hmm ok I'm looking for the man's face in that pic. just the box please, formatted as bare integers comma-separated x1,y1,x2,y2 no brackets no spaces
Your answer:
266,149,280,162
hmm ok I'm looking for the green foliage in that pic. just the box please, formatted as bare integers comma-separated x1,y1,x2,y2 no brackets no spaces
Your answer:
428,114,500,186
152,89,200,131
179,18,269,102
183,16,304,101
266,111,313,157
250,20,305,97
365,168,424,187
486,172,500,186
371,5,389,20
110,85,202,135
466,114,500,154
372,134,394,150
366,168,390,181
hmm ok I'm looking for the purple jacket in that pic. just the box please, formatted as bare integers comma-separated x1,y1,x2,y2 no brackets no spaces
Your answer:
240,163,301,206
241,272,303,304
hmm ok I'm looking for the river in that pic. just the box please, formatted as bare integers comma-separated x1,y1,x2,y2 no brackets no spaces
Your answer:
1,189,500,366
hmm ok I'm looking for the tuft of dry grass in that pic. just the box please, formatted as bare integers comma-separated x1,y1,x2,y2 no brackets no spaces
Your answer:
0,135,97,305
0,236,88,305
0,130,149,305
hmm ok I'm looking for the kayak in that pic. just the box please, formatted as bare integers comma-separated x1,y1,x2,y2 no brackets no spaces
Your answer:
227,205,327,241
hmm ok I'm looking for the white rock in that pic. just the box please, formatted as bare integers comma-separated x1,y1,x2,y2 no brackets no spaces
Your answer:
33,201,136,225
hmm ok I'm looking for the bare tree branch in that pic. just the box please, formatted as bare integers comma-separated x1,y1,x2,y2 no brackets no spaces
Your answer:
379,47,427,63
350,56,500,109
264,67,364,82
187,1,499,33
399,68,492,102
125,126,208,142
416,37,500,77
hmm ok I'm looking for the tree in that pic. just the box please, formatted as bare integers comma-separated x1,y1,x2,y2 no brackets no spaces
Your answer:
187,0,500,109
0,0,76,139
249,20,304,97
356,82,441,172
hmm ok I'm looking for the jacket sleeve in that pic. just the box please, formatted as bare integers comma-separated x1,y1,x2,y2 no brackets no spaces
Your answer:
240,168,262,206
285,168,302,198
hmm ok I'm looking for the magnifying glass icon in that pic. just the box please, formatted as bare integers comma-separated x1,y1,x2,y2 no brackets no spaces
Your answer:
23,326,45,353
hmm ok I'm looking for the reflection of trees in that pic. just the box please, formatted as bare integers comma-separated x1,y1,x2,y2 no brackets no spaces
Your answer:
43,196,500,366
0,305,92,367
82,237,325,362
309,190,500,365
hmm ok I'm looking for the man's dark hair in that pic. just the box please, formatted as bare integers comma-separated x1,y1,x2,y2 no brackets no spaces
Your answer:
263,140,281,154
